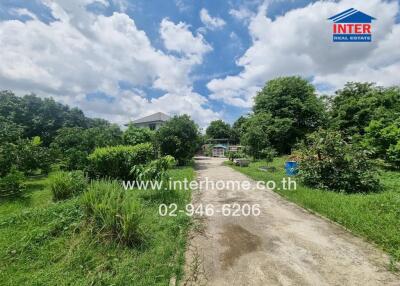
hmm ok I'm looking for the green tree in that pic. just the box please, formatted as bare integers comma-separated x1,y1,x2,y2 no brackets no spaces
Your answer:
230,116,248,144
330,83,400,136
51,125,122,170
253,76,326,153
241,113,292,158
156,115,199,165
123,124,154,145
206,120,232,140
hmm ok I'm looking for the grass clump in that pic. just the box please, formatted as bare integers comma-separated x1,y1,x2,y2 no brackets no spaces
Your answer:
50,171,88,201
81,180,144,246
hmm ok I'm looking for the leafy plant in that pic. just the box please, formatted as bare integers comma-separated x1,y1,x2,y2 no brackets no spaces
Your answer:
0,167,25,198
50,170,88,201
131,155,176,182
81,180,144,246
259,147,277,162
87,143,155,180
297,130,381,193
226,151,247,161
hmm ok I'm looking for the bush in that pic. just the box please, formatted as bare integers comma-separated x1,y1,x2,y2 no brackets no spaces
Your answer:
387,141,400,169
50,170,88,201
87,143,155,180
259,147,277,162
131,155,176,182
81,180,143,246
298,130,381,193
0,167,25,198
123,124,154,145
226,151,247,161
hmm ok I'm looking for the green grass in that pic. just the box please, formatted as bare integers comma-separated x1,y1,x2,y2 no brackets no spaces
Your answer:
227,157,400,263
0,167,194,285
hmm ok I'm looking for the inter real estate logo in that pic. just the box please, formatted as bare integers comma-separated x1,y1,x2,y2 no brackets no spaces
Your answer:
328,8,376,42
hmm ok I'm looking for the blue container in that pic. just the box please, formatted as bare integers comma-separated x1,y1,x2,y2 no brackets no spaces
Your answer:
285,161,298,176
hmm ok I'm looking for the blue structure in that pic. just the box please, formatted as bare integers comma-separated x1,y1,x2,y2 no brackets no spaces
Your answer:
285,161,298,176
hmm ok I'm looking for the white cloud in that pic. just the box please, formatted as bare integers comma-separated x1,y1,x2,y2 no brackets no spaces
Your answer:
229,7,254,23
200,8,226,30
160,19,212,62
10,8,39,21
208,0,400,107
0,0,219,127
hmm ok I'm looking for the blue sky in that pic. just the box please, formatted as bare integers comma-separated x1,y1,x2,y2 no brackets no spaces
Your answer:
0,0,399,127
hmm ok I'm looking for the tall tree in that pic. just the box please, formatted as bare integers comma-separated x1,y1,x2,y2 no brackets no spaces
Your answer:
330,82,400,137
252,76,326,153
156,115,199,165
206,120,232,139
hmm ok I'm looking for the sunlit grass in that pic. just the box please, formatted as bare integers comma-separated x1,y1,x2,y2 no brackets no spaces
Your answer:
0,167,194,285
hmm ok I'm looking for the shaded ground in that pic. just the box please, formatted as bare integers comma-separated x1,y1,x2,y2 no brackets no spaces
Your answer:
182,157,399,286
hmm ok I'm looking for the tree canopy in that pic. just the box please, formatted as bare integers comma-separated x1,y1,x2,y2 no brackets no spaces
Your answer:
249,76,326,153
206,120,232,140
156,115,199,165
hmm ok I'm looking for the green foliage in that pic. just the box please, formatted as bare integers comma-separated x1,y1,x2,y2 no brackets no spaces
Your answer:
0,167,25,198
241,113,292,158
253,76,327,153
330,83,400,137
226,151,247,161
51,126,122,170
131,155,176,182
297,130,381,193
0,91,89,145
231,116,247,144
156,115,200,165
81,180,144,246
363,119,400,168
259,146,277,162
206,120,232,140
0,137,51,176
87,143,155,180
49,171,88,201
123,124,154,145
387,142,400,168
0,117,24,143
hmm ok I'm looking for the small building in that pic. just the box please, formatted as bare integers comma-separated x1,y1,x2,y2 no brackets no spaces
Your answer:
212,144,227,157
130,112,170,130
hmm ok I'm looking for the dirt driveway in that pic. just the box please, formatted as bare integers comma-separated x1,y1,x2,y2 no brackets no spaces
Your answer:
182,157,399,286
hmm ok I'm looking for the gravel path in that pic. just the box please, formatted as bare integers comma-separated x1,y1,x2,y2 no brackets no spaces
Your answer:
182,157,399,286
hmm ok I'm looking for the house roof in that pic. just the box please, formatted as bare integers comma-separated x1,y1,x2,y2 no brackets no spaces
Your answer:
328,8,376,23
132,112,170,124
213,144,227,149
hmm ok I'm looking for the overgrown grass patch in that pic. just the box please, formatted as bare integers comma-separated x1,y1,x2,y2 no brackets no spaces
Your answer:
228,157,400,263
0,166,194,285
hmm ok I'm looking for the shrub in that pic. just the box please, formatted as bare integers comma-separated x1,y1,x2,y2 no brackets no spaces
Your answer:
50,170,88,201
259,147,277,162
298,130,381,193
87,143,155,180
123,124,154,145
81,180,143,246
0,167,25,198
387,141,400,169
131,155,176,182
226,151,247,161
